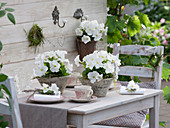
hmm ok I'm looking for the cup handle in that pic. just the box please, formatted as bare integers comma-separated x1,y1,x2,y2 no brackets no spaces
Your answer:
89,89,93,96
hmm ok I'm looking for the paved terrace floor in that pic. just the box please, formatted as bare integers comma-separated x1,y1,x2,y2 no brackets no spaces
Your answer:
160,80,170,128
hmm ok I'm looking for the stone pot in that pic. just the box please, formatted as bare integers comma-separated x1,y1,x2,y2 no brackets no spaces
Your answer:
37,76,70,94
76,38,97,61
79,78,113,97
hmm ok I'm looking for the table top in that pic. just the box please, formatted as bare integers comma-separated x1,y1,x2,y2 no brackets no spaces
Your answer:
18,88,163,115
67,89,163,114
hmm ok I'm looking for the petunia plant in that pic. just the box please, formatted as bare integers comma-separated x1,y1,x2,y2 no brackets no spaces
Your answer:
74,50,121,83
75,20,108,44
33,50,73,78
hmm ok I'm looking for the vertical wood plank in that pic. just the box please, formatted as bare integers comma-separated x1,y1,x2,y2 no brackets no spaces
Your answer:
149,96,160,128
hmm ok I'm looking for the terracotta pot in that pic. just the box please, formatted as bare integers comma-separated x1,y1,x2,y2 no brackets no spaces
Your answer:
76,38,97,61
37,76,70,94
79,78,113,97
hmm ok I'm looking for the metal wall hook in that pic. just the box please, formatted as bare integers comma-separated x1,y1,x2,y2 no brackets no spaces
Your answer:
52,6,66,28
73,8,88,22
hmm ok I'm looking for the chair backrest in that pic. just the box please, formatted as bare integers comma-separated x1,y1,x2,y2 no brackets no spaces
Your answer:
113,43,164,89
0,77,23,128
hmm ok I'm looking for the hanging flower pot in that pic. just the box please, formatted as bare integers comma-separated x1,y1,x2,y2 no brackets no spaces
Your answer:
75,20,108,60
76,38,97,61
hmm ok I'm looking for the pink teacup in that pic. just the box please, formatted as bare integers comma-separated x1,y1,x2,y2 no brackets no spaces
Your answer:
74,85,93,99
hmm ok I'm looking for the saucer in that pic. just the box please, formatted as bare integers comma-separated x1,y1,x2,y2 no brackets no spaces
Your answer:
29,95,65,103
69,96,97,103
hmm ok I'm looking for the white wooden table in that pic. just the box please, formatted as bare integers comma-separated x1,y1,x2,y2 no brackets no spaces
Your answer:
67,89,162,128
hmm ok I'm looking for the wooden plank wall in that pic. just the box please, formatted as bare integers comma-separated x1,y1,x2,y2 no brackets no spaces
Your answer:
0,0,107,91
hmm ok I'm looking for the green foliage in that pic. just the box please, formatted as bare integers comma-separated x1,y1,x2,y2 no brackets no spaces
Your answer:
163,86,170,104
0,116,9,128
39,90,55,95
139,2,170,22
0,3,15,24
162,63,170,82
146,114,166,127
0,73,8,82
127,15,141,37
0,40,2,51
26,24,45,53
7,13,15,24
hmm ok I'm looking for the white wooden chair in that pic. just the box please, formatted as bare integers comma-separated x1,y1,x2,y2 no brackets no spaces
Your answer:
0,77,23,128
94,43,164,128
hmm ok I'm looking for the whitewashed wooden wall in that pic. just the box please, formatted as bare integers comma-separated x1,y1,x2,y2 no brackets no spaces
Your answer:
0,0,107,92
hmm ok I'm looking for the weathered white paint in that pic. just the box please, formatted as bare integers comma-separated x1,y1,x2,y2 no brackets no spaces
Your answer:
0,0,107,91
0,77,23,128
112,43,164,89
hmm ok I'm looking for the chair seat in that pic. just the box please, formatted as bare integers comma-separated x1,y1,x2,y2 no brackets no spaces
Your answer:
95,110,147,128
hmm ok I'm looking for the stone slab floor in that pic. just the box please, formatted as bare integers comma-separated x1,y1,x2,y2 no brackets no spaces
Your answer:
160,80,170,128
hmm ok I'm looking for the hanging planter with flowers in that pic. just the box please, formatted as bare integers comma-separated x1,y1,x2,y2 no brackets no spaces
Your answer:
75,20,108,60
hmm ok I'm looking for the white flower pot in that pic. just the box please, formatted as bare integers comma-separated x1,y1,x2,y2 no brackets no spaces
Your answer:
37,76,70,94
79,78,113,97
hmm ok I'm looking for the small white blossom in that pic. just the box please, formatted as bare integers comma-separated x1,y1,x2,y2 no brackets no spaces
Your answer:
50,61,60,73
88,71,101,83
127,80,140,92
49,83,61,95
41,83,49,93
82,35,91,44
75,28,83,36
74,55,81,67
34,64,48,77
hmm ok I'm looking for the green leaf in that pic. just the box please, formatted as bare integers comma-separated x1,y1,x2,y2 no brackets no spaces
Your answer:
7,13,15,24
150,37,160,46
0,121,9,128
162,66,170,82
0,91,4,98
121,39,132,45
6,97,12,110
1,84,11,98
0,116,4,122
139,13,150,27
163,86,170,104
0,40,2,51
159,121,166,127
0,73,8,82
0,3,7,7
5,8,15,12
143,0,149,5
145,114,149,121
0,10,6,18
127,15,141,37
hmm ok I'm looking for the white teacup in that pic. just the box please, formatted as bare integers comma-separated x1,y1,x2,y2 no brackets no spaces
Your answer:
74,85,93,99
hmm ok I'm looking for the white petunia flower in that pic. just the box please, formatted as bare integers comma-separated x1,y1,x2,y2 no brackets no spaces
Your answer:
49,83,60,95
88,71,100,83
74,55,81,67
55,50,67,60
34,64,48,77
41,83,49,93
65,63,73,74
50,61,60,73
82,35,91,44
93,32,102,41
127,80,139,92
94,57,103,69
75,28,83,36
103,61,114,74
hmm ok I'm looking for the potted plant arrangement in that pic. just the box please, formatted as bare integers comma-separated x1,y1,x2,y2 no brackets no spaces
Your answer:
33,50,73,93
75,20,108,60
74,50,121,97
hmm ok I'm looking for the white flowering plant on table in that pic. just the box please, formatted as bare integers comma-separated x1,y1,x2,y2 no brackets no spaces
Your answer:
39,83,61,96
74,50,121,83
126,80,140,92
75,20,108,44
33,50,73,78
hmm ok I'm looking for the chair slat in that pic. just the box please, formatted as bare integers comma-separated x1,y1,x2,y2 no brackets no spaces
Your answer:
119,66,153,78
0,102,11,115
119,45,159,56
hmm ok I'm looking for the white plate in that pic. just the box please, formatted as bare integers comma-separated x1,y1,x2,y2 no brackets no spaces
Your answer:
69,96,97,103
29,95,65,103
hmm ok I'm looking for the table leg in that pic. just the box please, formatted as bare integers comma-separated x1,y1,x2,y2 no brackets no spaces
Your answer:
149,95,160,128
